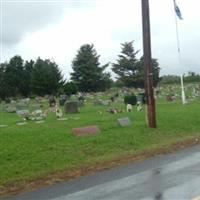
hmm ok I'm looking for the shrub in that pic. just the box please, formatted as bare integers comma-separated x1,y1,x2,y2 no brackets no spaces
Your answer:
124,94,137,105
64,82,78,96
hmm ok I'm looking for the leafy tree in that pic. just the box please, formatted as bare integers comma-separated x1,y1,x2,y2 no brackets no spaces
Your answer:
71,44,111,92
112,41,160,88
31,58,64,96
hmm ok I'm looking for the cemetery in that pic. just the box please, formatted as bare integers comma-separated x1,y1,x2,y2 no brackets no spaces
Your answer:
1,83,200,194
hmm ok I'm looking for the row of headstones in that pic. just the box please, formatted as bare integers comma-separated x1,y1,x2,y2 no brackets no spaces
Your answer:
0,115,81,128
72,117,131,136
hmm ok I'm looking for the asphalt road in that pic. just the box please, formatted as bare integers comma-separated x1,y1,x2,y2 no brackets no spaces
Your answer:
2,145,200,200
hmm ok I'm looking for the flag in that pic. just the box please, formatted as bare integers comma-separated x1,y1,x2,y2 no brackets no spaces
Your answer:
174,0,183,20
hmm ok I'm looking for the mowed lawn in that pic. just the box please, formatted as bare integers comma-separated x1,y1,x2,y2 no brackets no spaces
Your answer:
0,99,200,187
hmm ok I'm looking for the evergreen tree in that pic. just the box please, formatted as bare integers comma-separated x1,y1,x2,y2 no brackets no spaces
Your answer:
31,58,63,96
71,44,111,92
137,56,160,88
21,60,35,96
0,63,8,99
112,41,140,87
112,41,160,88
4,55,25,96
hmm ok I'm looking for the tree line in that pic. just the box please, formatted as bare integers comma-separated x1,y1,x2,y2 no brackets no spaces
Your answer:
0,41,161,99
160,71,200,85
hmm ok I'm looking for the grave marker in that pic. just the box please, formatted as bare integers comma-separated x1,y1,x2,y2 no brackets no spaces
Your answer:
117,117,131,127
0,125,8,128
72,125,101,136
16,122,27,126
64,101,79,113
35,120,44,124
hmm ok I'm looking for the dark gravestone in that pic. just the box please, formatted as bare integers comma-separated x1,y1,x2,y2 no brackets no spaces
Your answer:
118,117,131,127
72,125,101,136
110,96,115,102
49,95,56,107
64,101,79,113
137,92,146,104
59,95,68,106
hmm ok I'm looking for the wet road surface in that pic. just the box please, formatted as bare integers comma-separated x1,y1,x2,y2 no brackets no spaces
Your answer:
2,145,200,200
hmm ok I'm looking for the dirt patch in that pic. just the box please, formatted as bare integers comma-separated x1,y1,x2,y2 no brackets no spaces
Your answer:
1,136,200,197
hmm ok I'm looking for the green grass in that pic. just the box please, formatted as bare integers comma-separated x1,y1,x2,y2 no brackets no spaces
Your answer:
0,99,200,187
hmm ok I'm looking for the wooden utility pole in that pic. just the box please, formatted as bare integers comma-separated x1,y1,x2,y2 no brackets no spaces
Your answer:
141,0,157,128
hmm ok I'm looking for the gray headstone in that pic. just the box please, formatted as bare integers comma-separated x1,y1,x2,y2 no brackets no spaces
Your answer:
6,105,17,113
57,117,68,121
16,122,27,126
94,99,104,106
31,103,42,109
16,101,28,110
35,120,44,124
102,100,109,106
0,125,8,128
64,101,79,113
117,117,131,127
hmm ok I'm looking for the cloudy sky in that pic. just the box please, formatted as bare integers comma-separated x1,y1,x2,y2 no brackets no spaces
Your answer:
1,0,200,80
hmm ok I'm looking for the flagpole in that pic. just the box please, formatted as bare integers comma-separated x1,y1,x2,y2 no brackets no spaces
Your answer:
180,74,186,104
173,0,186,105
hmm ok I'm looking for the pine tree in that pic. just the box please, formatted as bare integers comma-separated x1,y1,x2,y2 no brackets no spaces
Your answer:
112,41,140,87
4,55,25,96
112,41,160,88
71,44,111,92
31,58,63,96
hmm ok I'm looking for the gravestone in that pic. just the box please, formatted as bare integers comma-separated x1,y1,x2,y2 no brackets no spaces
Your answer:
32,103,41,109
117,117,131,127
49,95,56,107
110,96,115,102
16,101,27,110
72,125,101,136
137,92,146,104
6,105,17,113
126,104,132,112
59,95,68,106
94,99,104,106
64,101,79,113
57,117,68,121
35,120,44,124
0,125,8,128
102,100,109,106
16,122,27,126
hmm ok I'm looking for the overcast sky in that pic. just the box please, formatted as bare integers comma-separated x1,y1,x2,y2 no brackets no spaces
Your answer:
1,0,200,80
